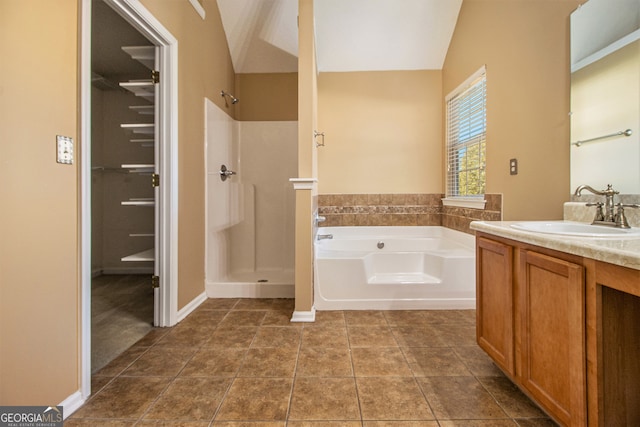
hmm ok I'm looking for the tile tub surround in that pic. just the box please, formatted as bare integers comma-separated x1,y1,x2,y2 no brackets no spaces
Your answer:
68,298,557,425
319,193,502,232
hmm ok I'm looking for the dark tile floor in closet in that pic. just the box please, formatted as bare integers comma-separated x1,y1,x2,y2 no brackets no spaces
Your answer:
92,274,154,372
71,298,558,426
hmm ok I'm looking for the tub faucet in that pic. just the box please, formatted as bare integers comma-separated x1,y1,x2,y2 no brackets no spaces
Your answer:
317,234,333,240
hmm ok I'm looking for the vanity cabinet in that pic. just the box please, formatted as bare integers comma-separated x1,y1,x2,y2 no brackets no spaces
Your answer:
476,232,587,426
476,237,514,375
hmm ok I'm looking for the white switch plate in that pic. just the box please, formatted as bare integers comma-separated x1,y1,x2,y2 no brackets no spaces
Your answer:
56,135,74,164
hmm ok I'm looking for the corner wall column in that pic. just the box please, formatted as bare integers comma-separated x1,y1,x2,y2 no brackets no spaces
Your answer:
290,178,317,322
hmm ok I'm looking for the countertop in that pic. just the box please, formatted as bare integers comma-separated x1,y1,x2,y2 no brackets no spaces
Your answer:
470,220,640,271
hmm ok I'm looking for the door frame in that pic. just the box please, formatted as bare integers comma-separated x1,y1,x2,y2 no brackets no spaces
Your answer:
80,0,179,399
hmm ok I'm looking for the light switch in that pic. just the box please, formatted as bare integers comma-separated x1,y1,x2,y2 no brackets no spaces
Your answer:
57,135,74,164
509,158,518,175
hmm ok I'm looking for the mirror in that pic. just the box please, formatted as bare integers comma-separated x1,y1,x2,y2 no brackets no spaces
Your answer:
570,0,640,194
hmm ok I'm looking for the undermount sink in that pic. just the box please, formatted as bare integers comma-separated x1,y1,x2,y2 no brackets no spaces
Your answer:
510,221,640,238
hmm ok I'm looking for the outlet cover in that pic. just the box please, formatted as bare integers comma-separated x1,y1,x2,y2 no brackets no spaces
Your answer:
509,158,518,175
56,135,74,164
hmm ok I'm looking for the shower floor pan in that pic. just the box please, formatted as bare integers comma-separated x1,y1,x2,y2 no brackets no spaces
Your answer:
206,269,295,298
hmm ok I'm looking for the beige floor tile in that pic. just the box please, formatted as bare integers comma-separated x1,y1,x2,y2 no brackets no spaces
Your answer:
288,378,360,421
478,376,550,418
72,377,171,419
144,377,232,421
238,347,298,377
204,326,258,348
122,346,196,377
262,310,300,326
137,422,211,427
251,326,301,347
64,420,137,426
453,345,505,376
296,347,353,377
301,325,349,348
513,419,559,427
391,325,448,347
363,422,439,427
234,299,284,310
348,325,398,347
288,423,360,427
312,311,346,325
344,310,388,325
156,324,214,347
418,376,508,419
179,309,228,329
218,310,268,327
357,377,434,420
211,422,285,427
431,322,477,346
382,310,428,326
180,347,247,377
438,421,517,427
93,345,148,377
404,347,471,376
351,347,412,376
199,298,239,310
215,378,293,421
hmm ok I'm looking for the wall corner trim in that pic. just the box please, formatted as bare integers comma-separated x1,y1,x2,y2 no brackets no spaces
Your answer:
176,291,208,322
188,0,206,19
290,307,316,322
60,390,85,419
290,177,317,190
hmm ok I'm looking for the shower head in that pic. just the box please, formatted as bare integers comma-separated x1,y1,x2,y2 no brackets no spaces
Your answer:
221,90,239,105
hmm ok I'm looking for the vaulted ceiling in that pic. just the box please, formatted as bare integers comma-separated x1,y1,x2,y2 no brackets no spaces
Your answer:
217,0,463,74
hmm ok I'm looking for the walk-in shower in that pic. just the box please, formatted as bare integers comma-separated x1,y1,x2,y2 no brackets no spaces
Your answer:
204,97,297,297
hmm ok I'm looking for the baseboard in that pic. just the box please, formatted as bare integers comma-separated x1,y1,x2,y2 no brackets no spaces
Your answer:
205,281,295,298
177,291,208,323
60,390,85,419
290,306,316,322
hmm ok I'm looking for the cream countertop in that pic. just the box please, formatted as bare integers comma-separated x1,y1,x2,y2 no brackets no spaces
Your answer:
470,220,640,271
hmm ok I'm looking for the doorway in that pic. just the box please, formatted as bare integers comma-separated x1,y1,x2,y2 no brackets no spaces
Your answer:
80,0,179,399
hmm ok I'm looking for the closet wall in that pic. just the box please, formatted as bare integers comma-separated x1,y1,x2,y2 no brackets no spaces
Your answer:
91,0,155,275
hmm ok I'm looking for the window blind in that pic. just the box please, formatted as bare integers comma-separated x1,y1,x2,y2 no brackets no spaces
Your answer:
446,68,486,198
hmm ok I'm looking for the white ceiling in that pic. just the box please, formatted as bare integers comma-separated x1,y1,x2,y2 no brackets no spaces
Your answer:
217,0,463,74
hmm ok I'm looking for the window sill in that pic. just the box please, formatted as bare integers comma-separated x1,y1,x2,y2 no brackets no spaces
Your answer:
442,197,487,209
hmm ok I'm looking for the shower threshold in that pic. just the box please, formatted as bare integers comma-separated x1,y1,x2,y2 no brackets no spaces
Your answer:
206,269,295,298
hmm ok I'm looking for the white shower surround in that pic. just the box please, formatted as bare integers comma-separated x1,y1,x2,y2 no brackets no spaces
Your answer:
204,98,296,297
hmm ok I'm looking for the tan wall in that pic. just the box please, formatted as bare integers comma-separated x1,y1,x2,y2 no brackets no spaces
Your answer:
317,70,442,194
139,0,235,308
235,73,298,121
0,0,237,406
293,0,317,313
0,0,79,404
443,0,580,220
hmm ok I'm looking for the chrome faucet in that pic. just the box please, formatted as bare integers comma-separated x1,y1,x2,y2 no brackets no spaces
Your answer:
574,184,639,228
317,234,333,240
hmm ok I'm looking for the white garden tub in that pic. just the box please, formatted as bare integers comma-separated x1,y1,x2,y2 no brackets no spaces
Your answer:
314,226,476,310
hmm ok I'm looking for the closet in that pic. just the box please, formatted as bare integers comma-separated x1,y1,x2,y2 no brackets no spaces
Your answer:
91,0,157,372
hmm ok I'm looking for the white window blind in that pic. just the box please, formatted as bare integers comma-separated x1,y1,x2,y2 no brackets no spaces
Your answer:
445,67,486,200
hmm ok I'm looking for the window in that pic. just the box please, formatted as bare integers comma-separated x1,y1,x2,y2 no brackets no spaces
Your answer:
444,66,486,209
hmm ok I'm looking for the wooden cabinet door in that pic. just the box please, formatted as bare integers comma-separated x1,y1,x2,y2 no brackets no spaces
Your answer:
476,237,514,375
519,249,586,427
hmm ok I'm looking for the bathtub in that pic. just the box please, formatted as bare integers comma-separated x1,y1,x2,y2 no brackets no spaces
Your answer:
314,226,476,310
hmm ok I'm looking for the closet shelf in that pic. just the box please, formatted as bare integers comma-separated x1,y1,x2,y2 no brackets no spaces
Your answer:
119,80,154,101
121,164,155,173
121,248,154,262
122,46,155,70
129,105,154,115
122,198,155,206
121,123,154,135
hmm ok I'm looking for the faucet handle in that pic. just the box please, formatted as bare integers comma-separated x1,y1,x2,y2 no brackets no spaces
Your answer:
614,203,639,229
586,202,605,222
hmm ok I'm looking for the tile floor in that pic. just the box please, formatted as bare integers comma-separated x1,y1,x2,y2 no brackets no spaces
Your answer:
92,274,154,372
69,298,558,426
